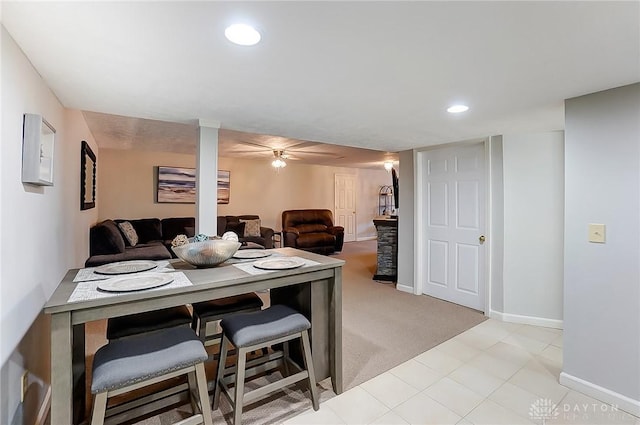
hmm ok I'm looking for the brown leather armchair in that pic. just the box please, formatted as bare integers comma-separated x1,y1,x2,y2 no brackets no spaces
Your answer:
282,209,344,254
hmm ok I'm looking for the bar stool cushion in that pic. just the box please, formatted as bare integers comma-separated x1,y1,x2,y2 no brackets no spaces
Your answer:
106,305,192,340
221,304,310,348
191,293,263,319
91,327,207,393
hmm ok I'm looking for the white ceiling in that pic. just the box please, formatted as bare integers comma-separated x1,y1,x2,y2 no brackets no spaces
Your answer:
81,111,399,168
2,1,639,165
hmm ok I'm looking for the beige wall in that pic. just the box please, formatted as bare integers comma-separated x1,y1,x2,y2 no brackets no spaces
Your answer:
1,27,99,424
98,150,197,220
98,149,392,239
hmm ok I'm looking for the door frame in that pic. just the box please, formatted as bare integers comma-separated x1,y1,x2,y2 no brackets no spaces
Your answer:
413,138,492,315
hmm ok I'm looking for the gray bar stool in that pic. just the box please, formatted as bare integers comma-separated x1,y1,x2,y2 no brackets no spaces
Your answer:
191,293,264,348
106,305,192,340
213,304,319,425
90,326,213,425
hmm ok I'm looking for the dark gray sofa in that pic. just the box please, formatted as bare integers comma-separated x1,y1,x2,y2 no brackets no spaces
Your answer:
85,219,172,267
86,215,274,267
217,215,274,249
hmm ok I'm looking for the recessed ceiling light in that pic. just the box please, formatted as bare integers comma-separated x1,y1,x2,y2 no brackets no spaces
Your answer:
447,104,469,113
225,24,261,46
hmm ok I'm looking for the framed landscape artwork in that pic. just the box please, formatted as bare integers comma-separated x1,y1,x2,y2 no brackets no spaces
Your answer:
217,170,230,204
157,166,229,204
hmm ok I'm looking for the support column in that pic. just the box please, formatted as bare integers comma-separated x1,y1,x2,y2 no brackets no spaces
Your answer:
196,119,220,235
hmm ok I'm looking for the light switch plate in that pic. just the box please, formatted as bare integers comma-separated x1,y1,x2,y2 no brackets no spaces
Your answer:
588,223,606,243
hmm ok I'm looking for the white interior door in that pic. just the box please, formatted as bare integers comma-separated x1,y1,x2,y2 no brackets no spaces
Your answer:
421,143,486,311
335,173,356,242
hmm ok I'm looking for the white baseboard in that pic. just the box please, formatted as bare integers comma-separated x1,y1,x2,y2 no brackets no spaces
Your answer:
356,236,377,241
35,384,51,425
559,372,640,417
396,284,413,293
489,310,563,329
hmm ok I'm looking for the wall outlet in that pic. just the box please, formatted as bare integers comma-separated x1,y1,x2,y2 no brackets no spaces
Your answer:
21,371,28,403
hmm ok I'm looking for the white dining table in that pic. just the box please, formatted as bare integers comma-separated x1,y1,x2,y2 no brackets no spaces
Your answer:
44,248,344,425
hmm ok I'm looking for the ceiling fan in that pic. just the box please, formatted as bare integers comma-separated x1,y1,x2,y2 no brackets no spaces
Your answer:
218,130,344,165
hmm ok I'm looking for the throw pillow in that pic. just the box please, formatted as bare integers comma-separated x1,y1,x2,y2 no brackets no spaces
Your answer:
225,221,246,238
118,221,139,246
240,219,261,237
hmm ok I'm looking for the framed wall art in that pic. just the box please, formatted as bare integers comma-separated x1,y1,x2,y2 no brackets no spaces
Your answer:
157,167,230,204
157,166,196,203
217,170,230,204
22,113,55,186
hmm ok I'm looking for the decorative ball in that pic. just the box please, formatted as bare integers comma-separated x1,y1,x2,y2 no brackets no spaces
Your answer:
222,231,239,241
193,233,209,242
171,234,189,247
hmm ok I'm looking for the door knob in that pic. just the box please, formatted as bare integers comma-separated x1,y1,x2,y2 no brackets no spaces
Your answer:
479,235,486,244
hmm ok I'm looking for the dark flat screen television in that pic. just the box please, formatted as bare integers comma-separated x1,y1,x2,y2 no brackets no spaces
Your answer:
391,168,399,211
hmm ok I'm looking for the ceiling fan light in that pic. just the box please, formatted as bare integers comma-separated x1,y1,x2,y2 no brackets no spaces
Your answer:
272,158,286,168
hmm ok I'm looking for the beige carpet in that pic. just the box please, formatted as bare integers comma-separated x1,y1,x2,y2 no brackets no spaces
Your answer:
83,240,486,424
337,240,486,389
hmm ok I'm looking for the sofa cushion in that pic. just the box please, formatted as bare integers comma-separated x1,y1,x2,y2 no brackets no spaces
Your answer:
126,218,162,243
85,242,171,267
161,217,195,241
295,232,336,248
242,236,267,247
296,224,328,234
90,220,126,256
225,221,246,238
240,218,261,237
217,216,227,237
117,221,139,246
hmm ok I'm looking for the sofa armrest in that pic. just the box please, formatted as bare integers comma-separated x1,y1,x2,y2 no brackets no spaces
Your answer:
260,226,274,239
327,225,344,235
260,226,275,249
282,227,300,247
327,226,345,252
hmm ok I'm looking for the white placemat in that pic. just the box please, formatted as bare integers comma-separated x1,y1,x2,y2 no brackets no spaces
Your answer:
73,260,172,282
67,271,191,303
232,256,320,275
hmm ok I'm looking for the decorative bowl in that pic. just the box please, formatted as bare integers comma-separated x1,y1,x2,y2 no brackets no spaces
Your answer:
171,239,241,268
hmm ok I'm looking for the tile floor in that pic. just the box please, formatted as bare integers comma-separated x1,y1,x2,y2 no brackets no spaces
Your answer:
283,319,640,425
